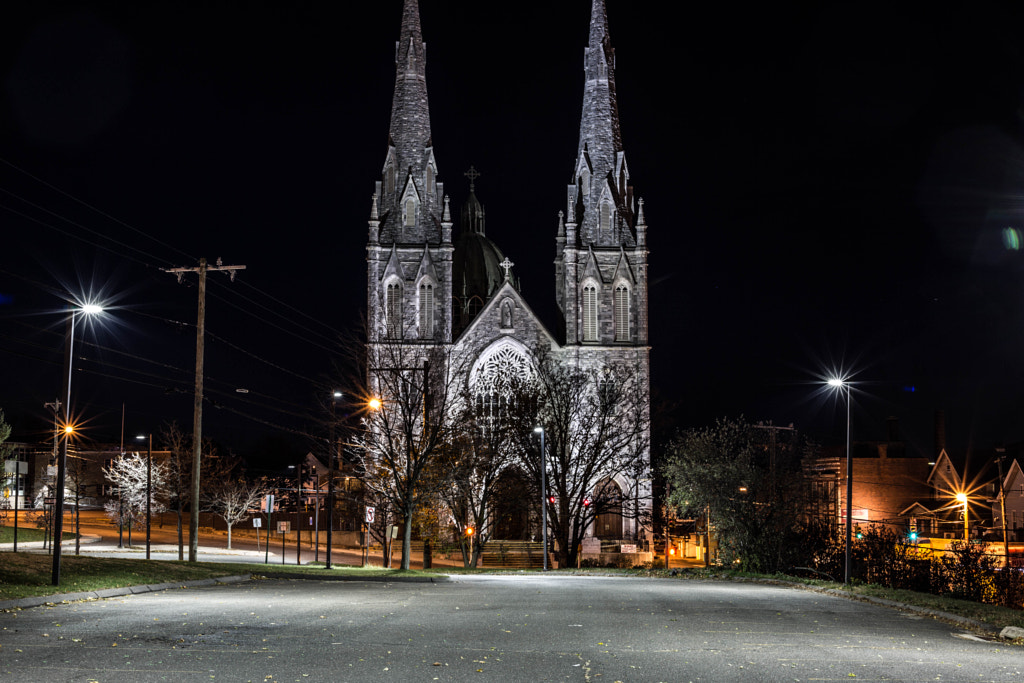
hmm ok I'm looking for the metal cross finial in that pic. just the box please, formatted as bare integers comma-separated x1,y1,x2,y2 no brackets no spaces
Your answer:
464,165,481,192
499,257,514,280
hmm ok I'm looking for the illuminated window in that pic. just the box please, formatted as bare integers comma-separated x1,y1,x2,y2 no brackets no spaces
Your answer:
386,282,402,337
614,284,629,341
418,283,433,338
582,284,598,342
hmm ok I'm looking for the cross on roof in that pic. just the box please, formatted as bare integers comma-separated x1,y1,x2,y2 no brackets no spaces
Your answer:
499,257,514,280
464,165,481,192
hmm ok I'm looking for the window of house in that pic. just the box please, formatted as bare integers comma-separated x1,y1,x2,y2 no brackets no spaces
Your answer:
386,282,402,337
418,282,433,338
582,284,598,342
614,284,629,341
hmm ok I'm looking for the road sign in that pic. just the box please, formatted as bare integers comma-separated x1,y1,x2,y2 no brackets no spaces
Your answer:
264,494,275,513
253,518,262,528
277,521,291,533
365,506,375,524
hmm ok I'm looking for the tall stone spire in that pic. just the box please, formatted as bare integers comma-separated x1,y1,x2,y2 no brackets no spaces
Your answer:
568,0,633,248
378,0,444,244
578,0,621,164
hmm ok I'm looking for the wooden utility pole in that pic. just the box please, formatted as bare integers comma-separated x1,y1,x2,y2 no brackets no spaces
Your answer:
165,258,245,562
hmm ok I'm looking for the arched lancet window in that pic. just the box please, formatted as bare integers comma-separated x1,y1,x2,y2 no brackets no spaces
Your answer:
426,166,434,195
418,282,434,338
614,284,629,341
600,202,612,234
471,344,532,432
386,281,402,338
385,165,394,195
466,296,483,322
580,168,590,196
404,197,416,227
582,283,598,342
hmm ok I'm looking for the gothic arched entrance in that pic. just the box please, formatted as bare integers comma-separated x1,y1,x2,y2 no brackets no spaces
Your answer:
492,468,531,540
594,478,623,539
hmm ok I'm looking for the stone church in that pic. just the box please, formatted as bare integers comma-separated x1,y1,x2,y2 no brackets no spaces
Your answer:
365,0,651,543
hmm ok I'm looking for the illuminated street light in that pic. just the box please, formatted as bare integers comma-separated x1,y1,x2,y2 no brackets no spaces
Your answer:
534,426,547,571
368,397,382,411
827,376,852,585
327,390,343,570
52,302,103,586
955,492,969,540
136,434,153,559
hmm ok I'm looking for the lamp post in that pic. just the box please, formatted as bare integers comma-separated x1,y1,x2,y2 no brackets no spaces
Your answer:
52,303,102,586
534,427,548,571
136,434,153,559
955,492,968,540
827,377,852,585
327,390,342,570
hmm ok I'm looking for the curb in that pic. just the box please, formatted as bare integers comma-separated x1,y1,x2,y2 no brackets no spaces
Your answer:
0,574,252,611
254,571,450,584
769,579,1022,642
0,571,449,610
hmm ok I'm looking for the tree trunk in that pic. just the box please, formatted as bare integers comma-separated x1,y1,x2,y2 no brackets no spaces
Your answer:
226,522,233,549
401,512,413,570
177,505,184,561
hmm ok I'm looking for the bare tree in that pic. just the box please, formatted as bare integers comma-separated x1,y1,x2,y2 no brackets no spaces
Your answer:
437,381,527,567
511,350,651,567
103,451,168,547
0,409,13,528
161,422,224,560
205,466,268,549
353,341,461,570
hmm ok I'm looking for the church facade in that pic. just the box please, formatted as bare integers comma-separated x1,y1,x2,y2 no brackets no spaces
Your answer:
365,0,651,543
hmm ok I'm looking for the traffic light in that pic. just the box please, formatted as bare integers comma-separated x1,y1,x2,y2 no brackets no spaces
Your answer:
582,497,591,507
548,495,556,505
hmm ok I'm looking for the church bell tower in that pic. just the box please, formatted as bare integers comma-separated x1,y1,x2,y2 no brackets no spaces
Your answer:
555,0,649,350
367,0,453,345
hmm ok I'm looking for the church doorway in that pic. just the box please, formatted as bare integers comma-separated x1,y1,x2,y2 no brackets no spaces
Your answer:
492,468,531,541
594,478,623,539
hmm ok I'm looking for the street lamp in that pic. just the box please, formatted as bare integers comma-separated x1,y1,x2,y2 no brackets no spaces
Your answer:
52,302,103,586
955,492,968,540
534,426,548,571
136,434,152,559
827,377,853,585
327,390,342,570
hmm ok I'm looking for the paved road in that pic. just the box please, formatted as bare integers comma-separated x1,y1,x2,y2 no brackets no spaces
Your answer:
1,574,1019,682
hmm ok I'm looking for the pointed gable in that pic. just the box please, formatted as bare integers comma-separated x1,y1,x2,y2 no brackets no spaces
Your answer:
612,248,635,285
581,246,603,285
381,244,406,283
415,245,439,284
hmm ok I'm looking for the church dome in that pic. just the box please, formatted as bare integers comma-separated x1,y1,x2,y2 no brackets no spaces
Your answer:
453,229,513,302
452,171,518,334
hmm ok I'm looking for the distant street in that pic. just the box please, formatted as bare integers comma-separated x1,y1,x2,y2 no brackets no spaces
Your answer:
1,574,1020,682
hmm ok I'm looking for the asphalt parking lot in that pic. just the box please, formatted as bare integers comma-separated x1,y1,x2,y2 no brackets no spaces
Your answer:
2,574,1021,682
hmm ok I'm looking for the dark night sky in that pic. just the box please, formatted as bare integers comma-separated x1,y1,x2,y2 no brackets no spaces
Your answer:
4,1,1024,462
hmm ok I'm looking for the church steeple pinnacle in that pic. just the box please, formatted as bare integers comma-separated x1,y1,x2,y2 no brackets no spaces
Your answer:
567,0,632,249
377,0,443,244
